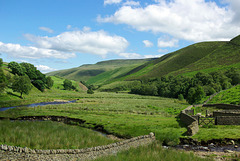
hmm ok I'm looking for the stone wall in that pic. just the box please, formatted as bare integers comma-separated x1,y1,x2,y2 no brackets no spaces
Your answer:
215,116,240,125
0,116,155,161
0,133,155,155
213,111,240,117
179,106,199,136
203,104,240,110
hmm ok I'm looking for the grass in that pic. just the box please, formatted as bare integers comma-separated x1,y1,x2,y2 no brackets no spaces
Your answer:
0,92,188,145
96,142,213,161
0,76,84,108
0,120,115,149
208,85,240,105
192,125,240,141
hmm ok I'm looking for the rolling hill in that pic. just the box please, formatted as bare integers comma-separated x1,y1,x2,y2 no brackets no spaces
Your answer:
46,59,155,83
47,35,240,90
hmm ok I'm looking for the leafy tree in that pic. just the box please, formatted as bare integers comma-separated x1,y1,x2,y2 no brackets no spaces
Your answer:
12,75,32,98
87,89,94,94
46,76,54,89
63,79,72,90
32,80,45,92
225,68,240,85
0,68,7,93
187,87,196,104
0,58,3,67
178,94,184,101
194,85,205,104
8,61,25,76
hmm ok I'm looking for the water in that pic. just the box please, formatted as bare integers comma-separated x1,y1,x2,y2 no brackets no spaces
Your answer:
0,100,77,112
174,144,240,152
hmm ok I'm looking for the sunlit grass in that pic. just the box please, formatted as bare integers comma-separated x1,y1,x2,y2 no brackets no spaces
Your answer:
96,141,213,161
0,120,115,149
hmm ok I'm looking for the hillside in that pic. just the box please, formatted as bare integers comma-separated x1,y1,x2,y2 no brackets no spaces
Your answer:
208,85,240,105
125,35,240,80
46,59,154,83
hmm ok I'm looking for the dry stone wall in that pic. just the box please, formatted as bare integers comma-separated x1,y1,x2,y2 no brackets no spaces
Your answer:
215,116,240,125
203,104,240,110
180,106,199,136
0,116,155,160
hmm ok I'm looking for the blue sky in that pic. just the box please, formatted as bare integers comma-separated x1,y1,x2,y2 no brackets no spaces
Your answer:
1,0,240,73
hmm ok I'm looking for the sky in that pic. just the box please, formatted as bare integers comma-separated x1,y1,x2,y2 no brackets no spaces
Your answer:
1,0,240,73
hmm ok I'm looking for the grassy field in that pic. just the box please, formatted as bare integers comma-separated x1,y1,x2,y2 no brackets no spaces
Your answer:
0,76,84,108
0,91,188,145
0,120,115,149
96,142,213,161
208,85,240,105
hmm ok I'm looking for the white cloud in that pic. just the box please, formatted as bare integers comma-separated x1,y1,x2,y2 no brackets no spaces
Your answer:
39,27,54,33
36,65,57,73
25,29,129,58
143,54,164,58
123,1,140,6
0,42,75,59
98,0,240,42
118,52,164,59
143,40,153,47
158,49,168,53
104,0,122,5
118,52,141,59
66,25,72,30
158,36,179,48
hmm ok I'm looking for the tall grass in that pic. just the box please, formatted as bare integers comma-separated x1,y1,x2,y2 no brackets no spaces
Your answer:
0,120,115,149
96,142,213,161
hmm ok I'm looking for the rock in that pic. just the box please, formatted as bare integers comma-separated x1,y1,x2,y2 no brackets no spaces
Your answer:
149,132,154,138
224,150,234,153
230,140,235,145
208,143,215,147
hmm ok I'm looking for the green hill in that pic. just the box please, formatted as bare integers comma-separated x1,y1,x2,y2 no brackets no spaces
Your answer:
47,35,240,91
46,59,154,83
208,85,240,105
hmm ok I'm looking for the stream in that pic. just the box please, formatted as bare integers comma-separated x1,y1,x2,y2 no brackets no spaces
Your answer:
0,100,77,112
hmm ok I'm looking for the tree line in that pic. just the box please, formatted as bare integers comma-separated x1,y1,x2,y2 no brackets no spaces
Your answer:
0,59,54,98
130,68,240,104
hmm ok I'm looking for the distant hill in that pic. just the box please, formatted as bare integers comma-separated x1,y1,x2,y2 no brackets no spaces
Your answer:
47,35,240,90
46,59,155,83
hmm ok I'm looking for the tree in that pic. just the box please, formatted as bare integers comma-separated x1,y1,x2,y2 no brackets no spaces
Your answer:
0,68,7,93
87,89,94,94
12,75,32,98
46,76,54,89
0,58,3,67
187,87,196,104
8,61,25,76
63,79,72,90
194,85,206,104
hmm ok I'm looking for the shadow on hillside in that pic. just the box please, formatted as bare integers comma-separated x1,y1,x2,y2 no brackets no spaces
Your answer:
7,92,21,99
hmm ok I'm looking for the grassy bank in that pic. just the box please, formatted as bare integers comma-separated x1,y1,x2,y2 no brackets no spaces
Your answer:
96,142,213,161
0,92,188,145
0,120,115,149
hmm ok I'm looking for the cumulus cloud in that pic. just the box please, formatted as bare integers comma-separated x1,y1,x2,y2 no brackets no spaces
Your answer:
118,52,141,59
36,65,57,73
143,54,163,58
158,36,179,48
0,42,75,59
98,0,240,42
118,52,163,59
123,1,140,6
158,49,168,53
143,40,153,47
39,27,54,33
25,29,128,57
104,0,122,5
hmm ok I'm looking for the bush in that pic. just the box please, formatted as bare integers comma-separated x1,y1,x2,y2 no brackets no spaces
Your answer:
87,89,94,94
